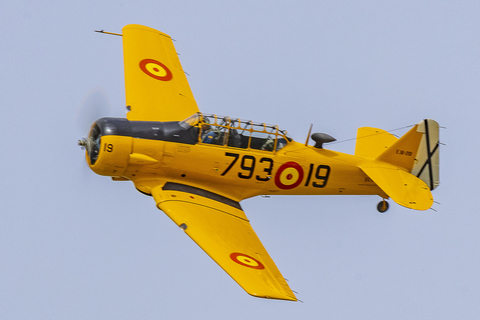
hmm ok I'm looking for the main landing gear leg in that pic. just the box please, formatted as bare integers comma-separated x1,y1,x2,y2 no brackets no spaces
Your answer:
377,199,389,213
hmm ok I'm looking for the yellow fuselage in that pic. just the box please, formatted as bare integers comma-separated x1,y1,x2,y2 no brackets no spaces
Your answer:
89,133,385,202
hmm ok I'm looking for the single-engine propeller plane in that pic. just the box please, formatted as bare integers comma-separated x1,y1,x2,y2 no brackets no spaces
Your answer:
79,24,440,301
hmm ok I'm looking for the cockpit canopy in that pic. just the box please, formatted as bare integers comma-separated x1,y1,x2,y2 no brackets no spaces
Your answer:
180,113,292,151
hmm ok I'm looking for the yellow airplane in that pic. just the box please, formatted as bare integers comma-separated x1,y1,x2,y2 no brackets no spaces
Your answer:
78,24,440,301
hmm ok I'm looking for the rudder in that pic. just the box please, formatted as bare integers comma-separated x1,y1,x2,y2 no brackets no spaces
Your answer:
411,119,440,190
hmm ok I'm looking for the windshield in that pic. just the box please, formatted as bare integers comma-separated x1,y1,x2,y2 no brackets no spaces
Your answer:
179,113,201,129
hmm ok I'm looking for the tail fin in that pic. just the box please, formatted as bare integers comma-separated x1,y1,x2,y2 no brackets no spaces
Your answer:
376,124,424,173
356,119,440,190
357,119,440,211
376,119,440,190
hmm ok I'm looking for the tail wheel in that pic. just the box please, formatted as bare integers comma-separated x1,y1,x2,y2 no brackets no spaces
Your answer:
377,200,389,213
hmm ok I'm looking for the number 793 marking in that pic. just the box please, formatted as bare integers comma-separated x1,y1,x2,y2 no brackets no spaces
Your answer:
221,152,273,182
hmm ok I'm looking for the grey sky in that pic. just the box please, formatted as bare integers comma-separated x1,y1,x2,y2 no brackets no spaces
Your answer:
1,1,479,319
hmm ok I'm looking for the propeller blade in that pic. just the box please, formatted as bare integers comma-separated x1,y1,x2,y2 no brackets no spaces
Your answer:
76,86,112,135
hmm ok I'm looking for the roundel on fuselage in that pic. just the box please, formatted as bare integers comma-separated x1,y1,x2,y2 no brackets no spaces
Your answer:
274,162,304,189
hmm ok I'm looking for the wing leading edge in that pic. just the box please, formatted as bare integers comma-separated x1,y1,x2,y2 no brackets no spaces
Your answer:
151,183,297,301
122,24,199,122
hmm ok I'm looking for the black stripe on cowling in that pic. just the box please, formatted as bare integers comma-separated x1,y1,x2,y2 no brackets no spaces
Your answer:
162,182,242,211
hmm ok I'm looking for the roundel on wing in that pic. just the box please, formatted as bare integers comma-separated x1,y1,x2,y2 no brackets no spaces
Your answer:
139,59,173,81
274,162,304,189
230,252,265,270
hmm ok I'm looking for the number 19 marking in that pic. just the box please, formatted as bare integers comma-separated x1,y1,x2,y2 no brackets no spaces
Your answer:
305,163,331,188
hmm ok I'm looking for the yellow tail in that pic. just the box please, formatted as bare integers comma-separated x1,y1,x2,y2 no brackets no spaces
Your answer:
356,119,440,210
356,119,440,190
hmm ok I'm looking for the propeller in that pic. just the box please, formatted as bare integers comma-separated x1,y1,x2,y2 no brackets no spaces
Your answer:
76,86,112,137
76,86,112,173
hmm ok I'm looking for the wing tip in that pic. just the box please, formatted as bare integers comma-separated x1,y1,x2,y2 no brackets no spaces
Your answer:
248,291,298,302
122,24,171,38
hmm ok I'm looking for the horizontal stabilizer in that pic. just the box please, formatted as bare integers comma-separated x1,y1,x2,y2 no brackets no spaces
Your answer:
355,127,398,159
361,163,434,210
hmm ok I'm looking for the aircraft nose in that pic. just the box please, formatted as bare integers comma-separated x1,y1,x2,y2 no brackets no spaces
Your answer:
78,138,87,148
78,137,92,155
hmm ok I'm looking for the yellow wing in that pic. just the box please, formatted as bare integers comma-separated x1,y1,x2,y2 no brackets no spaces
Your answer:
151,183,297,301
122,24,199,121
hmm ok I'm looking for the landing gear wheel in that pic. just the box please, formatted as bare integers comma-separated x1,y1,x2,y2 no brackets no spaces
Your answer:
377,200,389,213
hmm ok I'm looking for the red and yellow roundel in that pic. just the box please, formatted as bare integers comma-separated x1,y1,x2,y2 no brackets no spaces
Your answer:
139,59,173,81
230,252,265,269
275,162,304,189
